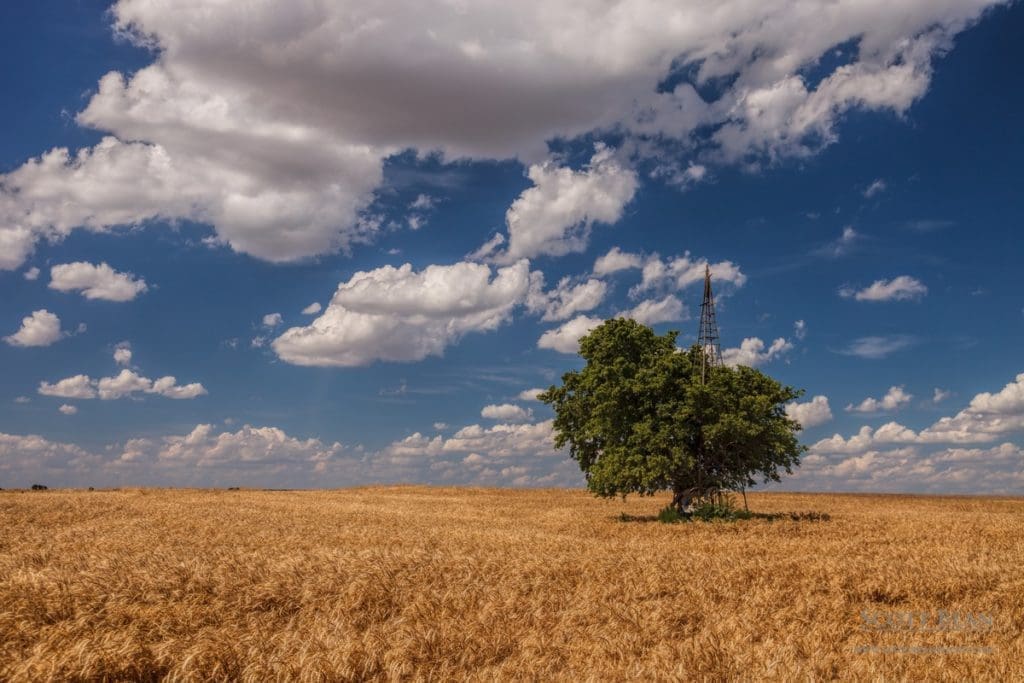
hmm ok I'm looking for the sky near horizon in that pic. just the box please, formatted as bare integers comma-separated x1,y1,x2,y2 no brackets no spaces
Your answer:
1,0,1022,493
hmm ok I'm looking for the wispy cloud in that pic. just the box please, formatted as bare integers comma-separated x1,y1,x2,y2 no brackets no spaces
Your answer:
863,179,886,198
837,335,917,359
814,227,860,258
903,219,955,232
839,276,927,302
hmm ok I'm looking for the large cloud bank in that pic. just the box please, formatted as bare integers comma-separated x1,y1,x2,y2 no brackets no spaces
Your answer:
0,0,1004,268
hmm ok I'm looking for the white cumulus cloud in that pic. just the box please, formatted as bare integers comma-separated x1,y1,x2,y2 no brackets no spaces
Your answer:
839,275,927,302
537,315,603,354
722,337,793,367
113,343,133,366
593,247,643,276
918,373,1024,444
517,388,546,402
39,369,206,401
785,374,1024,494
496,146,638,262
809,372,1024,456
481,404,534,423
49,261,148,301
527,274,608,322
847,386,913,413
4,310,65,347
142,423,344,468
274,260,530,367
39,375,98,399
619,295,687,325
0,431,99,480
630,252,746,298
442,420,559,459
785,396,833,429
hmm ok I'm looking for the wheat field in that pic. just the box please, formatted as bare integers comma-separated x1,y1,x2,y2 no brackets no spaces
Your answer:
1,487,1021,681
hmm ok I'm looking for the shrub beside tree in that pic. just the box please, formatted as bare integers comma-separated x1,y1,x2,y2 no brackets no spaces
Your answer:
540,318,805,514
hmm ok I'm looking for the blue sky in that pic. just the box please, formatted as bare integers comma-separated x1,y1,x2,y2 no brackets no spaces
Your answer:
1,0,1021,492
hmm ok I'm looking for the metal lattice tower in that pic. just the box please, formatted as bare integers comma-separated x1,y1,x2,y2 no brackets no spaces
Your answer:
697,264,723,383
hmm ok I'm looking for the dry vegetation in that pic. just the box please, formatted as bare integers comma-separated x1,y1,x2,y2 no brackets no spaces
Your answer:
1,487,1022,681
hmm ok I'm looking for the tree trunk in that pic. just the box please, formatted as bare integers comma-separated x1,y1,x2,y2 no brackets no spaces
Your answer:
670,486,690,514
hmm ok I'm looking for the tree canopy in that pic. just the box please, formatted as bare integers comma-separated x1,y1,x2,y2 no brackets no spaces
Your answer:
539,318,805,511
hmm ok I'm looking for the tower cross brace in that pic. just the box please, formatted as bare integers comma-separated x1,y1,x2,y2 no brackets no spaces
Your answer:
697,264,723,382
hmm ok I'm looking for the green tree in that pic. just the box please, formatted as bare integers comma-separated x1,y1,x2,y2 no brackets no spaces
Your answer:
539,318,805,512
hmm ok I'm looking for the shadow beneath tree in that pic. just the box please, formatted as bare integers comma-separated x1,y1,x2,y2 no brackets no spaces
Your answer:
616,511,831,524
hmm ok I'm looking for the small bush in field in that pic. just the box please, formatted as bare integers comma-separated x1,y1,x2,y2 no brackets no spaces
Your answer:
657,505,684,524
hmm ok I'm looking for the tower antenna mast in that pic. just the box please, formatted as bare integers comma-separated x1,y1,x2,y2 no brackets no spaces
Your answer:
697,264,723,383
